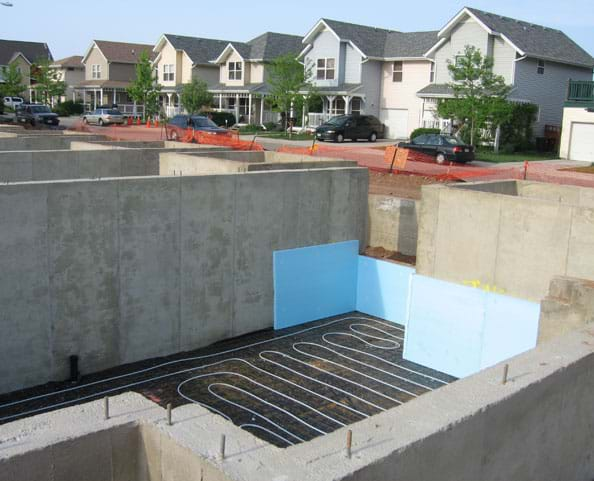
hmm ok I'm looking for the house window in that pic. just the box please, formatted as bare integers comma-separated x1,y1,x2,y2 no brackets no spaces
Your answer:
537,59,545,75
430,62,435,83
455,55,465,67
351,98,362,114
316,58,335,80
92,64,101,79
392,61,403,82
228,62,242,81
163,64,175,82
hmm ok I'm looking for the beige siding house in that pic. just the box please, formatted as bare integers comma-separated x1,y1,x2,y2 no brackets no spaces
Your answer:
50,55,84,103
76,40,155,114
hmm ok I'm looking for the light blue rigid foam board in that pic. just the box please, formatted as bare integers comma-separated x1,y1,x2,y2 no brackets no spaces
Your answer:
356,256,414,325
273,240,359,329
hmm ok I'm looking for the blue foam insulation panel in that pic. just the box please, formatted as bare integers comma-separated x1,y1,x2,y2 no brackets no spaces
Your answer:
273,240,359,329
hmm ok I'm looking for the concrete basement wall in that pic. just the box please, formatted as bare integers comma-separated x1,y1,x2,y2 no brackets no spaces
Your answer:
0,167,368,393
0,134,105,151
367,194,418,256
416,180,594,301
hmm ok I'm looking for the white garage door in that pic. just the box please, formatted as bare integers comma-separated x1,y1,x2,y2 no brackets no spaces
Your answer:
380,109,408,140
569,123,594,161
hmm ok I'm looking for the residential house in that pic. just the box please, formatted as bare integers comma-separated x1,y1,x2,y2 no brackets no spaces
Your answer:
301,8,594,139
559,79,594,161
211,32,303,125
76,40,155,114
420,7,594,137
0,39,53,101
153,34,232,117
50,55,84,103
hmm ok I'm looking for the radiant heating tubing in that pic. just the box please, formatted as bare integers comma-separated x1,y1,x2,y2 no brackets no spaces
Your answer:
0,316,451,446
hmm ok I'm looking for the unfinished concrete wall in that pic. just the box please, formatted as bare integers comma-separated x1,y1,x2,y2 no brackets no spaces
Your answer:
0,168,368,393
367,194,418,256
416,180,594,301
0,134,105,151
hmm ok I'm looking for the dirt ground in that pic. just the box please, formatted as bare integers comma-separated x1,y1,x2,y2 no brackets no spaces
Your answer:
561,166,594,174
368,171,441,200
364,246,416,266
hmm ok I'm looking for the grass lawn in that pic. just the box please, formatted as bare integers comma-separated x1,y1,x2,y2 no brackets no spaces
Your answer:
475,150,558,163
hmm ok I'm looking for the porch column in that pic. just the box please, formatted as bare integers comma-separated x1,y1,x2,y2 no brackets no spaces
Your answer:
260,95,264,125
327,96,336,115
247,94,252,124
235,93,240,123
167,93,172,117
100,88,104,106
302,95,307,128
93,90,97,109
343,96,351,115
72,90,76,102
219,93,223,110
83,89,86,107
113,88,117,105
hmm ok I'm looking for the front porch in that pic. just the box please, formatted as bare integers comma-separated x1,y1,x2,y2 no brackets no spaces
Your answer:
75,81,144,117
308,95,364,128
211,91,280,126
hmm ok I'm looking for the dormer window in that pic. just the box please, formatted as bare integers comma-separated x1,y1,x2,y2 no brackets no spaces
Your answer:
229,61,242,81
392,61,403,82
163,64,175,82
430,62,435,83
92,64,101,79
537,59,545,75
316,58,335,80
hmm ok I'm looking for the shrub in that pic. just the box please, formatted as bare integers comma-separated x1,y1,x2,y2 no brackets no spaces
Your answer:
53,100,84,117
499,103,538,152
264,121,278,131
409,127,440,140
239,124,264,133
201,111,236,127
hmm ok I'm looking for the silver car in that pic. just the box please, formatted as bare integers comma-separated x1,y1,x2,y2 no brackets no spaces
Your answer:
82,108,125,126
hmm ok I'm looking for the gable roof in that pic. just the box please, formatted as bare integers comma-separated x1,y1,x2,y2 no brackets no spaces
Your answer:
51,55,83,68
436,7,594,68
0,39,53,65
215,32,303,63
163,34,236,66
306,19,437,59
91,40,155,64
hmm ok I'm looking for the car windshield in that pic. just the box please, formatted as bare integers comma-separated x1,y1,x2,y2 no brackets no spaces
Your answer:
442,136,464,145
324,116,349,127
106,109,121,115
30,106,51,113
192,117,218,128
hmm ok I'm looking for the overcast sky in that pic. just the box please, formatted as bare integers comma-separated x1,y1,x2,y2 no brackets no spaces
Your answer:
2,0,593,60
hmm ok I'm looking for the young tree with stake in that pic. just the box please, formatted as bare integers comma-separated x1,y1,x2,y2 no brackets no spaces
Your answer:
127,51,161,121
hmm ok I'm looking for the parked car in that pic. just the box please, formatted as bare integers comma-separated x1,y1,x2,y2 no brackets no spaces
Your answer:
82,108,125,126
166,115,229,141
3,96,24,109
16,104,60,127
398,134,475,164
315,115,384,143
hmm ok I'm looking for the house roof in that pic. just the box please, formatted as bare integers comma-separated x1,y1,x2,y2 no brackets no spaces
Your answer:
216,32,303,63
163,34,237,66
92,40,155,64
417,83,454,97
51,55,83,68
210,82,270,94
0,39,53,65
316,19,438,59
445,7,594,68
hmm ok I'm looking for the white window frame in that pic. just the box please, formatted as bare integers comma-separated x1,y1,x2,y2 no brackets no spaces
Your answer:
392,61,403,82
537,59,545,75
91,64,101,79
228,61,242,81
316,58,335,80
163,64,175,82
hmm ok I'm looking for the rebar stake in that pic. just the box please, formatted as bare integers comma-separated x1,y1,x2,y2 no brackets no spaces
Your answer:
167,403,172,426
502,364,510,385
346,429,352,459
219,434,226,460
104,396,109,420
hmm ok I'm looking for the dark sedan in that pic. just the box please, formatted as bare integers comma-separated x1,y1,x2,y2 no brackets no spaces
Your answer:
166,115,228,141
398,134,475,164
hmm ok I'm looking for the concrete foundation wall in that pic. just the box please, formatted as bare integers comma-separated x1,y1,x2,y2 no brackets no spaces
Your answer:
0,134,105,151
0,168,368,393
416,181,594,301
367,194,418,256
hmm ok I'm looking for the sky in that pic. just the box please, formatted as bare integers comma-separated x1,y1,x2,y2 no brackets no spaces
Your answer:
1,0,593,60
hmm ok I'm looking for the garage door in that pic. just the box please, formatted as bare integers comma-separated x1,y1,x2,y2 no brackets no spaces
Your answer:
569,123,594,161
380,109,408,140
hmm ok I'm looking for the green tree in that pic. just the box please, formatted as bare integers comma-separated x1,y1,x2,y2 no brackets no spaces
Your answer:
31,59,66,106
1,63,27,98
180,78,213,115
267,54,317,133
127,51,161,120
437,45,512,146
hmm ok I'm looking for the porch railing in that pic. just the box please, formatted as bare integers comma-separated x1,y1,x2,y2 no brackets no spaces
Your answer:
165,106,182,118
307,112,334,128
83,103,144,117
567,80,594,102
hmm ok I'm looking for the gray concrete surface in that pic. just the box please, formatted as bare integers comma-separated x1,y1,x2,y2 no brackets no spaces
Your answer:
3,325,594,481
0,167,368,393
0,134,105,151
367,194,419,256
417,180,594,301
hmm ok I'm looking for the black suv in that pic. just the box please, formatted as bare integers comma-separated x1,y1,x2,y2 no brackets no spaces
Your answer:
16,104,60,127
316,115,384,143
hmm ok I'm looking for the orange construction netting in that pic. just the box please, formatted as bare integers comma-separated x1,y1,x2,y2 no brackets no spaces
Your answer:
182,129,264,151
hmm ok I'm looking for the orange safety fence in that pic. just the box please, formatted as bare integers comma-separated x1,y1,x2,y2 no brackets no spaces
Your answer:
179,129,264,151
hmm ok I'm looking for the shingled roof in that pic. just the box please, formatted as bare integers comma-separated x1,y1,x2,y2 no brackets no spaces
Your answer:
163,34,237,66
0,39,53,65
93,40,155,63
51,55,83,68
217,32,303,63
463,8,594,68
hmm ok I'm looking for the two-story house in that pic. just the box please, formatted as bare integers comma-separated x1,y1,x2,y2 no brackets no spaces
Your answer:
50,55,84,103
76,40,155,114
0,39,53,101
153,34,232,117
211,32,302,125
419,7,594,137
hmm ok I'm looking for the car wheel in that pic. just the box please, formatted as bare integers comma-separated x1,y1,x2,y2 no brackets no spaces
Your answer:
369,132,378,142
336,133,344,143
98,119,104,127
436,152,447,165
170,130,178,141
82,117,88,124
352,138,357,142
